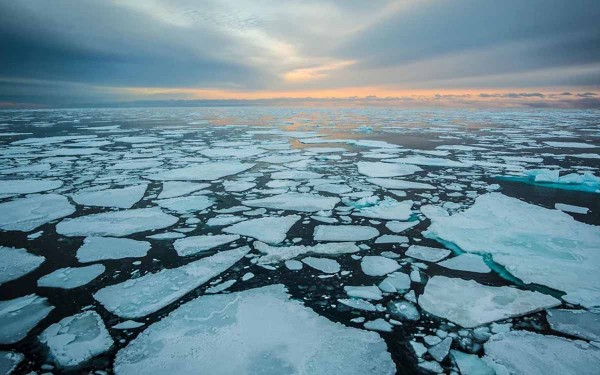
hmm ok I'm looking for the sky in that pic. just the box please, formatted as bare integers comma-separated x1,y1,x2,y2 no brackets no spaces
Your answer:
1,0,599,108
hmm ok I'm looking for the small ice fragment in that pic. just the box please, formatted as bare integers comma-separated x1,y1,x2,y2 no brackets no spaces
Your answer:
361,256,401,276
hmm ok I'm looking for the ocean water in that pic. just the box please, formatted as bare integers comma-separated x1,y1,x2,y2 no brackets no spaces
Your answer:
0,107,599,374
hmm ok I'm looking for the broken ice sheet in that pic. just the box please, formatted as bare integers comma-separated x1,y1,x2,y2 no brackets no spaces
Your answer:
72,184,147,209
76,236,151,262
0,294,54,344
93,247,250,318
223,215,300,244
419,276,560,328
255,241,360,264
243,193,339,212
173,234,240,257
39,311,113,368
114,285,395,375
0,246,44,285
37,265,105,289
0,194,75,232
313,225,379,241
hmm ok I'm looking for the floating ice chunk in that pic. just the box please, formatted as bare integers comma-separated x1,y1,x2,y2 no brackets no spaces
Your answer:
223,215,300,244
285,260,303,270
385,220,418,233
388,300,420,321
428,337,452,362
353,198,413,220
302,257,340,273
338,298,377,311
357,162,422,178
255,241,359,264
115,136,161,143
243,193,339,212
73,184,147,209
484,331,600,375
364,319,393,332
94,247,250,318
114,284,395,375
271,170,323,180
437,145,487,151
199,147,265,158
206,215,246,226
38,265,105,289
438,254,491,273
405,245,451,262
0,247,44,285
361,256,401,276
0,179,62,195
39,311,113,367
450,350,494,375
546,309,600,342
113,320,145,330
378,272,411,293
0,194,75,232
173,234,240,257
314,183,352,194
205,279,236,294
367,178,435,190
145,162,254,181
156,195,214,213
223,180,255,192
0,294,54,344
345,286,383,300
419,276,560,328
544,141,596,149
387,156,471,167
0,351,24,374
57,208,178,237
258,155,307,163
314,225,379,241
77,237,151,262
158,182,210,199
554,203,589,214
502,170,600,193
108,160,162,170
375,235,408,244
425,193,600,309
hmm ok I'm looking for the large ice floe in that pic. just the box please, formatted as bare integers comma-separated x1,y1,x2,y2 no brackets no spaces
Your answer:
57,208,178,237
37,265,105,289
484,330,600,375
113,285,395,375
0,194,75,232
173,234,240,257
419,276,560,328
0,179,62,196
357,161,422,177
145,162,254,181
243,193,339,212
500,169,600,193
255,241,360,264
72,184,147,209
39,311,113,368
425,193,600,309
76,237,151,262
223,215,300,244
352,197,414,221
93,247,249,318
0,294,54,344
314,225,379,241
0,246,44,285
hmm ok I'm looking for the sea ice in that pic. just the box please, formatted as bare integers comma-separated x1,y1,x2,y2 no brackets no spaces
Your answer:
270,170,323,180
76,237,151,262
345,286,383,300
378,272,411,293
302,257,340,273
158,182,210,199
438,253,491,273
338,298,377,312
314,225,379,241
425,193,600,309
113,285,395,374
405,245,451,262
0,194,75,232
0,351,24,374
38,265,105,289
546,309,600,342
223,180,255,192
353,198,413,220
484,331,600,375
554,203,589,214
156,194,214,213
385,220,419,233
57,208,178,237
361,256,401,276
357,162,422,178
0,179,62,195
223,215,300,244
450,350,494,375
39,311,113,367
0,247,44,285
0,294,54,344
145,162,254,181
73,184,147,209
367,178,435,190
173,234,240,257
255,241,360,264
387,156,471,167
243,193,339,212
388,300,420,321
93,247,250,318
544,141,596,149
419,276,560,328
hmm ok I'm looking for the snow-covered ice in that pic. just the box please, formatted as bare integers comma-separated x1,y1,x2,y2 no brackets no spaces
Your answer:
76,237,151,262
173,234,240,257
438,253,491,273
361,256,401,276
302,257,340,273
314,225,379,241
0,194,75,232
243,193,339,212
255,241,359,264
37,265,105,289
223,215,300,244
405,245,451,262
73,184,147,209
419,276,560,328
357,161,422,178
0,294,54,344
0,179,62,195
114,285,395,375
93,247,250,318
156,194,214,213
157,182,210,199
0,247,44,285
352,198,414,221
39,311,113,367
145,162,254,181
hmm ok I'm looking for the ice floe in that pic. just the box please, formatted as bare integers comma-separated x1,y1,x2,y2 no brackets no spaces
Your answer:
302,257,340,273
546,309,600,342
419,276,560,328
173,234,240,257
357,161,422,178
156,194,214,213
37,265,105,289
0,194,75,232
405,245,451,262
145,162,254,181
0,179,62,196
0,294,54,344
39,311,113,367
76,237,151,262
352,198,413,221
243,193,339,212
157,182,210,199
73,185,147,209
314,225,379,241
223,215,300,244
255,241,359,264
361,256,401,276
57,208,178,237
367,178,435,190
0,247,44,285
93,247,249,318
114,284,395,375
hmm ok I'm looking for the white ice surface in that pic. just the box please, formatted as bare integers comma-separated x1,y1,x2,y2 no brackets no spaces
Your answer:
314,225,379,241
114,284,395,375
0,294,54,344
361,256,401,276
438,253,491,273
173,234,240,257
77,237,151,262
145,162,254,181
357,162,422,178
0,246,44,285
0,194,75,232
73,184,147,209
243,193,339,212
158,182,210,199
353,198,413,221
223,215,300,244
405,245,451,262
0,179,62,195
302,257,340,273
38,265,105,289
255,241,359,264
